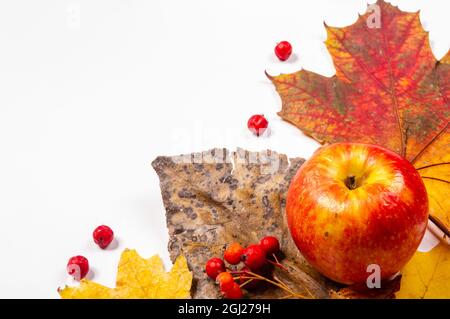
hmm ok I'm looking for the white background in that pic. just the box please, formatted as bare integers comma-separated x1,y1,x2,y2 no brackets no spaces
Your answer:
0,0,448,298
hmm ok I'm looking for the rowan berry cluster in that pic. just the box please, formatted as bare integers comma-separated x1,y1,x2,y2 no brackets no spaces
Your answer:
205,236,281,299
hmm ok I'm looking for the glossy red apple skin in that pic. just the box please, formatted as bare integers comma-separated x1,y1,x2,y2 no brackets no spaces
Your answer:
286,143,428,285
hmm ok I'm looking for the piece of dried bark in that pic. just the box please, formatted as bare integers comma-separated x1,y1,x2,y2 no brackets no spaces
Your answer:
152,148,399,299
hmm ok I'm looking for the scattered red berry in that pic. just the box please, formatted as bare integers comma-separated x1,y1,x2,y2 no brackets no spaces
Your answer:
274,41,292,61
223,282,243,299
224,242,244,265
216,272,235,293
67,255,89,280
242,244,266,270
247,114,269,137
260,236,280,255
93,225,114,249
205,257,225,280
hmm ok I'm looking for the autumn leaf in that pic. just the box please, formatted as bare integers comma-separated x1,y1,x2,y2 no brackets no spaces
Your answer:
396,243,450,299
152,148,326,299
59,249,192,299
267,0,450,232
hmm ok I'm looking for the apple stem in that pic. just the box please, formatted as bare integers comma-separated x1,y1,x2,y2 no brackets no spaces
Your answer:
345,175,357,190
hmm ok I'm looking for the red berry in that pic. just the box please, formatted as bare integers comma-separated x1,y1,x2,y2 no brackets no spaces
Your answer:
242,244,266,270
274,41,292,61
224,242,244,265
247,114,269,137
93,225,114,249
216,272,234,292
67,255,89,280
260,236,280,255
205,257,225,280
224,282,243,299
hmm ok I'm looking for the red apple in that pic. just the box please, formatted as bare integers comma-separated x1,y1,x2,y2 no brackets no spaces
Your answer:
286,143,428,285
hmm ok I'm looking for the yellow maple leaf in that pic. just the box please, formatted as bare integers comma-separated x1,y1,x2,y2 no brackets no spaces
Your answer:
396,243,450,299
59,249,192,299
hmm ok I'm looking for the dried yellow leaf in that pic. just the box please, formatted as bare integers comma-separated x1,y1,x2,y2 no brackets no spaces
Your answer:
396,243,450,299
59,249,192,299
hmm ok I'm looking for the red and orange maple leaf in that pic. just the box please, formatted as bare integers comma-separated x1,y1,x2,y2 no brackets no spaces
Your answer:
267,0,450,233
